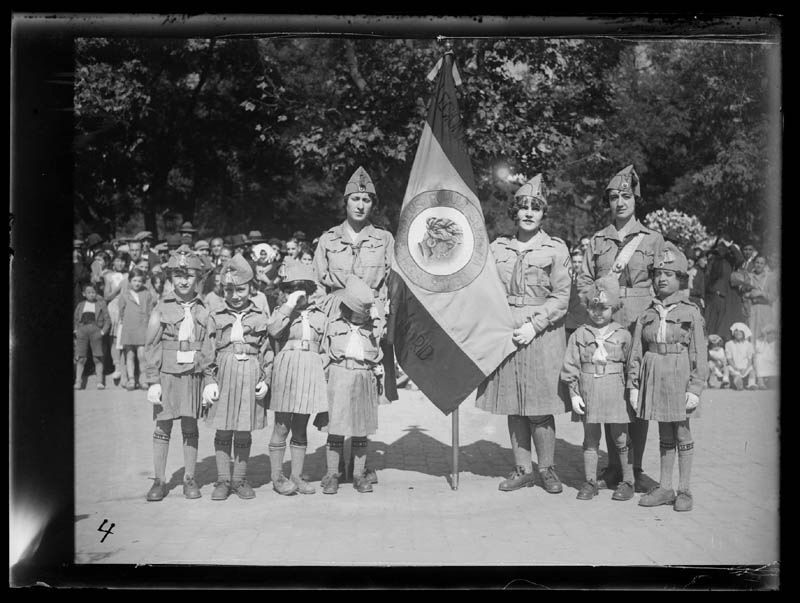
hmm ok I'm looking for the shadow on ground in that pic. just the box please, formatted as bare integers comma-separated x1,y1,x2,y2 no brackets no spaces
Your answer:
166,426,605,492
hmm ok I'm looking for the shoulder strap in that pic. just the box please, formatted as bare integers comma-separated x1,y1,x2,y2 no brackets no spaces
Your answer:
611,232,647,274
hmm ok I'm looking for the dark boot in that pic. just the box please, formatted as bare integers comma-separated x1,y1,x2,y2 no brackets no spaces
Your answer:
540,466,563,494
290,475,315,495
611,480,634,501
182,476,201,499
321,474,339,495
634,468,659,493
272,474,298,496
638,486,676,507
353,474,373,493
576,480,599,500
211,480,231,501
146,479,167,502
674,489,693,512
232,478,256,499
498,466,536,492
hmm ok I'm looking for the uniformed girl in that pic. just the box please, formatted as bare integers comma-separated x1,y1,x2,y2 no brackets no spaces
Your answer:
575,164,664,494
143,252,211,502
320,275,385,495
628,242,709,512
560,276,635,501
202,254,273,501
476,174,571,494
266,263,328,496
312,166,396,483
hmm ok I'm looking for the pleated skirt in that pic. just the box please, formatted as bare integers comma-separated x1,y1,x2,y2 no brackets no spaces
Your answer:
270,349,328,415
326,364,379,437
635,352,702,422
154,371,203,421
570,371,633,424
205,352,267,431
476,311,570,417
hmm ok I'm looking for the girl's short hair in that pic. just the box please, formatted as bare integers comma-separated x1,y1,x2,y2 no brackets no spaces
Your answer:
650,267,690,290
128,267,148,281
298,242,314,258
508,196,547,221
343,191,379,209
113,252,130,266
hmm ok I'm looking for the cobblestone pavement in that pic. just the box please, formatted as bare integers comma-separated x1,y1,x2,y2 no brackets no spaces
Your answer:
74,379,779,568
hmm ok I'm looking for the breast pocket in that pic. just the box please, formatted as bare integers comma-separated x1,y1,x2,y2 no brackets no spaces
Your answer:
525,253,553,287
357,240,385,268
628,247,655,276
593,241,618,274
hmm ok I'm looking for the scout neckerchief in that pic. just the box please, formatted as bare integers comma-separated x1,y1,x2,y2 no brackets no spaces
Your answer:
509,233,541,297
176,299,196,364
229,307,250,361
344,322,366,361
590,324,615,364
300,309,313,342
653,299,678,343
344,222,369,277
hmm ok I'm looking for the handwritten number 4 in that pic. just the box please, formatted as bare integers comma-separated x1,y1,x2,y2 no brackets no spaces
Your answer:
98,519,115,543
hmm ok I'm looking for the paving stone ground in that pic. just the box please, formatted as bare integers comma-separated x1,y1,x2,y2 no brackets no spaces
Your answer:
74,380,779,568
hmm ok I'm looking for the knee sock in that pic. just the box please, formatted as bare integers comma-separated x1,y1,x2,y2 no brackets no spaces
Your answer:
532,416,556,471
352,437,368,478
326,436,344,477
269,442,287,481
215,432,233,482
618,442,634,485
659,440,676,490
678,442,694,492
182,426,199,480
289,440,307,480
583,448,598,483
233,432,252,483
152,423,172,482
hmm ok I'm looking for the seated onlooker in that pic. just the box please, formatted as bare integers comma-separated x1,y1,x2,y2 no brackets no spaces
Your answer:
707,334,729,389
725,322,756,390
754,324,778,390
298,243,315,266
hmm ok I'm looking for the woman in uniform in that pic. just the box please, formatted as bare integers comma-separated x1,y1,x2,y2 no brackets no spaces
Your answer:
576,165,663,494
476,174,571,494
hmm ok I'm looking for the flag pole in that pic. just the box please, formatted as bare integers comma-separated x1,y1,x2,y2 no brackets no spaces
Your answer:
451,407,459,490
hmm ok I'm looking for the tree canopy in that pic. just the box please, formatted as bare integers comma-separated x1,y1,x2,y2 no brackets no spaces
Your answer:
74,36,780,250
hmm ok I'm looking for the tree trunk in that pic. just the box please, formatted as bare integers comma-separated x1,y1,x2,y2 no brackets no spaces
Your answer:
344,40,368,93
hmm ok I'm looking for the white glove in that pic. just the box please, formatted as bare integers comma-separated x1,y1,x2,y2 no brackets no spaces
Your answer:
203,383,219,405
285,290,306,309
629,389,640,411
685,392,700,410
571,395,585,415
147,384,162,404
512,322,536,347
369,304,380,320
255,381,269,399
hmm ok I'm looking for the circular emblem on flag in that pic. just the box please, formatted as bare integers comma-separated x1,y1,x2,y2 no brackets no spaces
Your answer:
395,189,488,293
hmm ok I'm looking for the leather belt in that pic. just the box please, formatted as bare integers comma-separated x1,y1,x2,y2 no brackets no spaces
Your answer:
580,363,624,376
619,286,652,298
219,342,260,355
162,341,203,351
507,295,546,307
647,342,684,354
281,340,320,353
333,358,372,371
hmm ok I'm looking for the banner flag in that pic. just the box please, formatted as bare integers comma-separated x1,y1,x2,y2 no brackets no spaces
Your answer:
388,51,516,415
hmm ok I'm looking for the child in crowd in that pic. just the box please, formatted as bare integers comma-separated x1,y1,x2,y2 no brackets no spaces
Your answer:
725,322,756,391
118,268,156,390
628,242,708,512
561,276,634,502
104,252,129,387
74,283,111,389
299,243,315,266
320,276,385,495
754,324,778,390
706,334,729,389
202,254,274,501
143,252,211,501
267,263,328,496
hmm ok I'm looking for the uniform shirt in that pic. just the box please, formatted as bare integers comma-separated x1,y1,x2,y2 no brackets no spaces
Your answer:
560,322,631,399
627,291,709,397
577,220,665,328
267,302,327,349
204,301,274,385
324,316,383,369
491,230,571,331
313,221,395,300
144,293,211,383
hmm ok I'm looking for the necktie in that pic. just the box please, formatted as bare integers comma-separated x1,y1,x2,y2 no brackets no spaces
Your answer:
301,310,312,342
178,303,194,342
591,326,614,364
344,323,365,361
655,303,677,343
509,248,529,297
